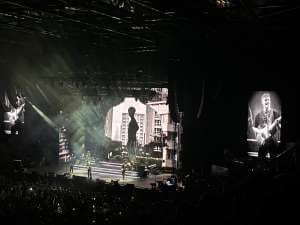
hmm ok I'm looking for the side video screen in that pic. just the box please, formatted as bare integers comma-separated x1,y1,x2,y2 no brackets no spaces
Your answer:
247,91,281,152
1,91,25,135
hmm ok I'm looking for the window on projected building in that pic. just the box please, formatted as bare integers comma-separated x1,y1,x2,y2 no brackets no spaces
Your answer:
247,91,282,153
1,91,25,135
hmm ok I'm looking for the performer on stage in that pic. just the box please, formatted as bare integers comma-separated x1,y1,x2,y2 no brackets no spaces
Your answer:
88,166,92,180
122,164,126,180
70,164,74,174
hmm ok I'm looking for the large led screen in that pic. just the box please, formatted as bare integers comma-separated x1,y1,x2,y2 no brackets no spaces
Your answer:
1,91,25,135
247,91,281,153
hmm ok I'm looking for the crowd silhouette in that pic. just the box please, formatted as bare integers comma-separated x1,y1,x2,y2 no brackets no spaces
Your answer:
0,164,298,225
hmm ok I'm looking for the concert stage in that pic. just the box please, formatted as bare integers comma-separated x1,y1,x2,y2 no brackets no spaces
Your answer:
29,161,173,190
73,161,140,180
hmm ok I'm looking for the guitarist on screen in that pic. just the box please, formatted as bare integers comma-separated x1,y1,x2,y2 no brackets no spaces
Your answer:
252,93,281,161
2,91,25,134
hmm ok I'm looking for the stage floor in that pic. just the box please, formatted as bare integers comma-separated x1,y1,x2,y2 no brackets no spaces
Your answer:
29,163,173,190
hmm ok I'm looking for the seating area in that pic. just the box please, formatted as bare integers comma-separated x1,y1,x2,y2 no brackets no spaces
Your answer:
0,166,299,225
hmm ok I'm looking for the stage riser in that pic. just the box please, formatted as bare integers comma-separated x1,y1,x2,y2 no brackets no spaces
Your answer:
73,164,140,178
74,165,138,174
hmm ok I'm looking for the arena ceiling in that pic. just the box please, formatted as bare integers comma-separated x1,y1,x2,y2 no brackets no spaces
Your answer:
0,0,299,88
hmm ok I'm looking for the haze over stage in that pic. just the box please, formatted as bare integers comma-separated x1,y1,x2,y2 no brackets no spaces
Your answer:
1,1,300,225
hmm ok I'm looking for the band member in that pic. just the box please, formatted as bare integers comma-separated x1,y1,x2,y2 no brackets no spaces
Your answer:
70,164,74,173
88,166,92,180
252,93,281,161
121,164,126,180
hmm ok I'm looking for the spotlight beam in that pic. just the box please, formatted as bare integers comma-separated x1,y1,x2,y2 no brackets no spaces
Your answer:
26,99,57,129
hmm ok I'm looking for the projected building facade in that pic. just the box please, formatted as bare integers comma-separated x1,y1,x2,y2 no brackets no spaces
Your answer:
105,89,180,168
147,100,177,168
59,126,70,162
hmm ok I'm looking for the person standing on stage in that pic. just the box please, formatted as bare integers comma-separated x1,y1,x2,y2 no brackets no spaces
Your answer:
88,166,92,180
122,164,126,180
70,164,73,174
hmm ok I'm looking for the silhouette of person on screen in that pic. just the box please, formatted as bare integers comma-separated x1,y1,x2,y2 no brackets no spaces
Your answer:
252,93,281,161
127,107,139,160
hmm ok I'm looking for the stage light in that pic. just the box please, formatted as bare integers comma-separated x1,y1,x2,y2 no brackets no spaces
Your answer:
215,0,231,8
26,99,56,128
36,84,51,104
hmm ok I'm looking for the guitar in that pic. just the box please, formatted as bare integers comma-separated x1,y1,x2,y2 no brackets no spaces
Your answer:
255,116,281,145
7,103,25,125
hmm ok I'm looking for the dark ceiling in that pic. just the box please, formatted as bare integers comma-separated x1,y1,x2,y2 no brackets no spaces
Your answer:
0,0,299,87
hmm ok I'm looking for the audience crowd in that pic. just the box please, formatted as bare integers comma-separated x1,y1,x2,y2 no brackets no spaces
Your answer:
0,165,298,225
